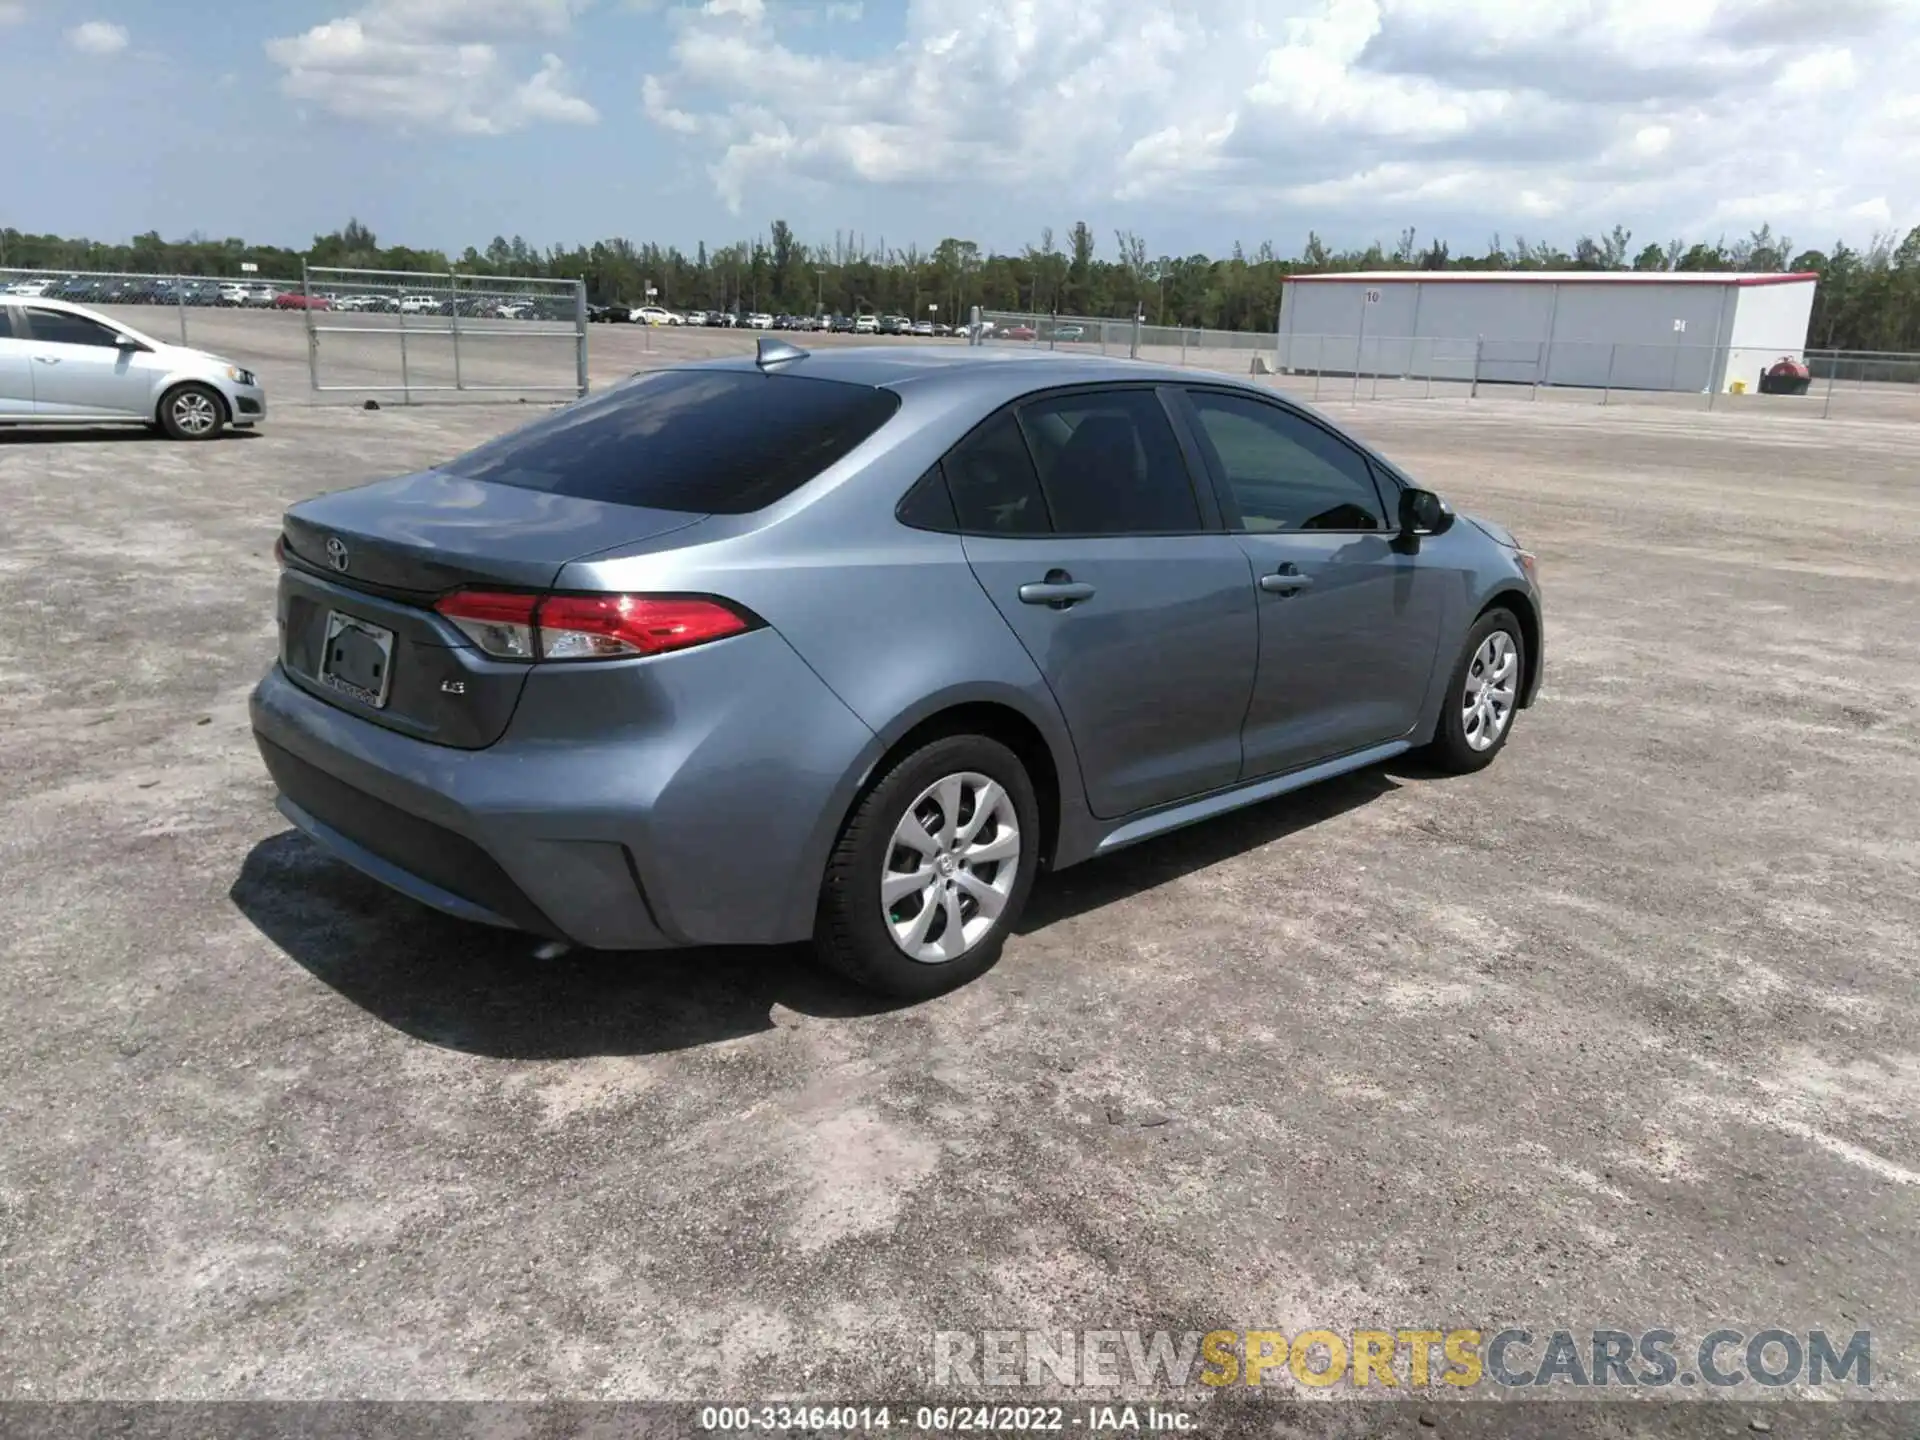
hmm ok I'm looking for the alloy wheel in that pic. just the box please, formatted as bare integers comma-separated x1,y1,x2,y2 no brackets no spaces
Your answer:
173,392,218,436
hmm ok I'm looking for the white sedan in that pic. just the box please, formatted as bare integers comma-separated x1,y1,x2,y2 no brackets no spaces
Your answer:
0,297,266,438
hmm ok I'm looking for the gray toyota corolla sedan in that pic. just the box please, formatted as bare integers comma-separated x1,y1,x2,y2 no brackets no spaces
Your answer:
251,341,1542,997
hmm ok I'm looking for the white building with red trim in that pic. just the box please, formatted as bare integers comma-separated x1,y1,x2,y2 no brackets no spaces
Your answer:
1276,270,1818,395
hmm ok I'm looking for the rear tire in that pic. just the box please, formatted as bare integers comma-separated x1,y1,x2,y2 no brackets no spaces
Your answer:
1426,607,1526,774
158,383,226,441
814,734,1040,999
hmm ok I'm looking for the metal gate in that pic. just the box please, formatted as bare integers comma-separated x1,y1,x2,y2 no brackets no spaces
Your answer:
301,264,587,400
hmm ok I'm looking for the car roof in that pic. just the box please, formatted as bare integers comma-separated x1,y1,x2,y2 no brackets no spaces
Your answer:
683,343,1234,396
8,296,110,315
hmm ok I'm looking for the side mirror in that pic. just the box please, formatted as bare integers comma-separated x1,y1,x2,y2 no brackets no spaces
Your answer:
114,335,144,351
1398,487,1455,537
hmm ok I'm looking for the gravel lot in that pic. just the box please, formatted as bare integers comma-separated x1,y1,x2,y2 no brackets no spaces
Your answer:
2,343,1917,1405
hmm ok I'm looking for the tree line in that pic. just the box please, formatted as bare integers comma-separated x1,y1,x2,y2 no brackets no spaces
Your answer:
4,216,1919,352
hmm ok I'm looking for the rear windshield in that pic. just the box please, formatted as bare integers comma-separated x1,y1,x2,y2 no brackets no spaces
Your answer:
440,368,901,514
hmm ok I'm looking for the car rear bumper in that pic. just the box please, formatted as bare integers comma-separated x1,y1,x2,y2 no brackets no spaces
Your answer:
248,630,879,952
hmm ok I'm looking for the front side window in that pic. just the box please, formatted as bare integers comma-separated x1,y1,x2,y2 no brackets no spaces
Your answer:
1184,390,1388,532
440,368,900,514
1016,389,1202,534
25,307,122,348
0,308,13,340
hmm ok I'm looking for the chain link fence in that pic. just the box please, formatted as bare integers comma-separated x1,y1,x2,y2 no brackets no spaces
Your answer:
1,263,588,401
1,266,302,344
1271,334,1920,418
977,310,1278,371
300,265,586,400
968,308,1920,420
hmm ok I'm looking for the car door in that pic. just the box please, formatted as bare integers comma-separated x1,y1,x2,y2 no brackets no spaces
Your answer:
1176,386,1447,779
0,305,34,417
20,306,149,418
951,385,1258,819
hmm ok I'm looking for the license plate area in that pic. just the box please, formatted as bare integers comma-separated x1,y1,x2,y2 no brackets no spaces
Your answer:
319,611,395,709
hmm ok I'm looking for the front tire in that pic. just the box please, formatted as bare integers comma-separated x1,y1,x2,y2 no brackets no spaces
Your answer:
1426,607,1525,773
814,734,1040,999
158,384,226,441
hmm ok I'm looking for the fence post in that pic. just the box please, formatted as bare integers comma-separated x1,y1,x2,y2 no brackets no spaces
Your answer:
1130,308,1142,360
1602,344,1616,406
302,261,320,394
398,301,412,406
175,272,188,345
1706,344,1717,412
449,271,464,393
1470,336,1482,400
1821,355,1837,420
1352,305,1369,401
575,281,589,396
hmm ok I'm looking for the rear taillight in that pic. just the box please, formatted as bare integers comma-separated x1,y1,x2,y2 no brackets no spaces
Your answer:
433,591,752,662
434,591,541,659
273,534,287,567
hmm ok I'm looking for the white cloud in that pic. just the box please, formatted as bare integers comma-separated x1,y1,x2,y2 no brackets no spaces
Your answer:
67,19,129,55
0,4,26,26
265,0,598,134
635,0,1918,246
1775,46,1856,96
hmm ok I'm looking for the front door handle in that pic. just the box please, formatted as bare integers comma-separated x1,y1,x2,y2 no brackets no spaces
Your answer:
33,355,61,365
1259,568,1314,594
1018,572,1095,608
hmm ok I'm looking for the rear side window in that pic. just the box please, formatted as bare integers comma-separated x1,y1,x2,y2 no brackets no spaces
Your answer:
441,369,901,514
0,309,12,339
1017,389,1201,534
945,411,1050,535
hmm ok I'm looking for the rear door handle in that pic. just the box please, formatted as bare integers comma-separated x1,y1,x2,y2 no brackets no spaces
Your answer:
34,355,60,365
1259,570,1314,593
1018,577,1095,608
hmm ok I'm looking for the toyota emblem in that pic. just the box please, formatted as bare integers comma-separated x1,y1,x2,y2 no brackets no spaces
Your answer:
325,536,350,573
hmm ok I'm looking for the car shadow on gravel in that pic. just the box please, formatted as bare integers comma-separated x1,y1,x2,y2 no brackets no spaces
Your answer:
232,765,1409,1058
1016,765,1401,932
230,831,905,1060
0,426,260,444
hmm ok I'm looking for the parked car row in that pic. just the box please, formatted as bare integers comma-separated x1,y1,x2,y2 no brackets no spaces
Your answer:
2,277,283,307
0,278,575,321
582,303,967,337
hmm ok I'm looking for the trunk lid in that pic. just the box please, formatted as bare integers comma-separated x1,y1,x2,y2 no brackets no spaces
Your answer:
282,470,702,595
277,471,705,748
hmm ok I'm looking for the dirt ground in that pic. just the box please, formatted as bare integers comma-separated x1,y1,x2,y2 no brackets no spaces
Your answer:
1,362,1917,1405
